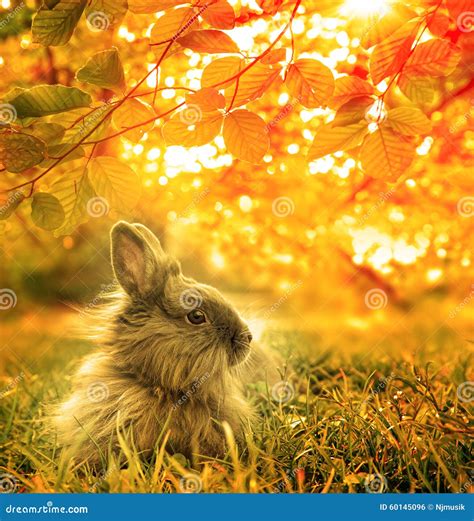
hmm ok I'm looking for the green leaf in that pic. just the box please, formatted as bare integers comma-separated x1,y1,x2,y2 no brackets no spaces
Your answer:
88,156,141,212
76,48,125,92
0,131,46,173
50,166,95,236
32,0,86,46
31,192,65,230
23,122,65,144
307,122,369,161
177,30,239,54
5,85,91,118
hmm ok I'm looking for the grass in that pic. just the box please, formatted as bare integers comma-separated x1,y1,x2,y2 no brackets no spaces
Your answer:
0,311,472,494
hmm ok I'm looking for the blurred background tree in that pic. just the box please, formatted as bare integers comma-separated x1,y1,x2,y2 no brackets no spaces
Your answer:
0,0,472,344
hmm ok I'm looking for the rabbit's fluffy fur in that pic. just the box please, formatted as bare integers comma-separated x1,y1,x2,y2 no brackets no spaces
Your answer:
54,222,259,465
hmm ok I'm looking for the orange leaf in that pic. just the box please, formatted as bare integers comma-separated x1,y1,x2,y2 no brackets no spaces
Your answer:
162,110,224,146
329,76,374,109
186,87,226,111
307,122,369,161
224,63,281,108
285,59,334,108
201,0,235,30
201,56,244,89
150,7,198,45
112,98,156,143
223,109,269,163
177,29,239,54
369,20,420,84
403,39,462,77
427,11,451,37
261,48,287,64
360,127,415,182
128,0,187,14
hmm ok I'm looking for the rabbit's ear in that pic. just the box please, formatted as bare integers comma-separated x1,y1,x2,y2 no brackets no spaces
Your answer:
130,223,166,257
110,221,166,298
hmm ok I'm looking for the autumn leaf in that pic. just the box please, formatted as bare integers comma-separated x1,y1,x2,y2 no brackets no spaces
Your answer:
224,63,281,108
361,5,417,49
285,59,334,108
426,11,451,38
329,76,374,109
32,0,86,46
76,48,126,92
201,56,244,89
128,0,186,14
177,29,239,54
331,96,374,127
89,156,141,212
223,109,269,163
50,167,95,236
369,20,420,84
4,85,91,118
31,193,65,231
387,107,432,135
397,74,436,106
0,131,46,173
403,39,462,77
307,122,369,161
162,110,224,146
261,48,287,65
201,0,235,30
112,98,156,143
185,88,226,111
360,127,416,182
150,7,198,45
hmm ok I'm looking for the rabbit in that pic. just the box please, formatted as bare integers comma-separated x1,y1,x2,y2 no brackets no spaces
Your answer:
53,221,260,467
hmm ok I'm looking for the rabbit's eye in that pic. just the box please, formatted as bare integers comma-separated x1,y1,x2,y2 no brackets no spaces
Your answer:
186,309,207,325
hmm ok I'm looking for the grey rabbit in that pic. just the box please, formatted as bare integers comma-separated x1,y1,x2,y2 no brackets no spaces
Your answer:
54,221,261,466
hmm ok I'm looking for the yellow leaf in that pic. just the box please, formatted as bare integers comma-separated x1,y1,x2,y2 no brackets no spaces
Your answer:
223,109,269,163
369,21,420,85
224,63,281,108
185,88,225,111
285,59,334,108
360,127,415,182
201,0,235,30
177,29,239,54
201,56,243,89
307,122,369,161
361,5,417,49
150,7,198,45
387,107,432,135
129,0,186,14
89,156,141,212
50,167,95,237
162,110,224,146
403,39,462,77
112,98,156,143
329,76,374,109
